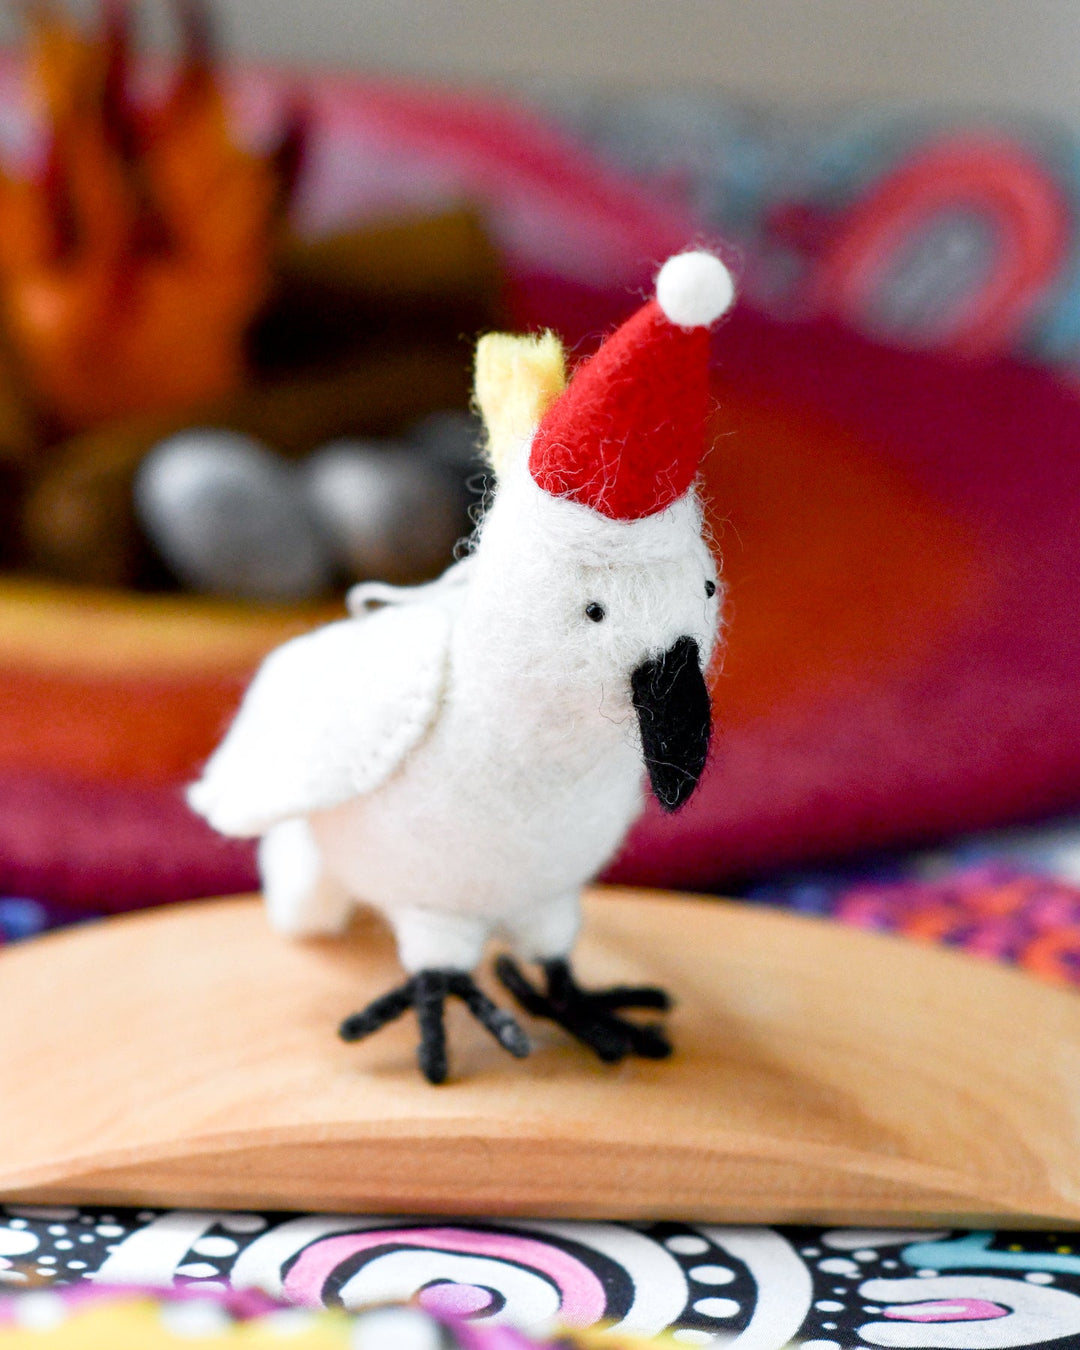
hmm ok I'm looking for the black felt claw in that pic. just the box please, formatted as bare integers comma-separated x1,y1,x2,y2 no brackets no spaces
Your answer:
494,955,673,1063
339,969,531,1084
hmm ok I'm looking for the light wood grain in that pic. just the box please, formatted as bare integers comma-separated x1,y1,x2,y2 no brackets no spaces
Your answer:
2,888,1079,1225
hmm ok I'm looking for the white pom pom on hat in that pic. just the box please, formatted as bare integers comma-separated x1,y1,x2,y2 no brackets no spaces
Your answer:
655,250,736,329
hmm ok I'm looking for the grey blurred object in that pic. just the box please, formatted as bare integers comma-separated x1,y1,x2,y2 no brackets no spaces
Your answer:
135,419,478,601
302,438,468,586
135,430,334,601
407,408,485,475
406,409,491,532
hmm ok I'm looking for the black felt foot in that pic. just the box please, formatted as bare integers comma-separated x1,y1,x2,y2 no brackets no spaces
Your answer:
339,969,531,1084
494,955,673,1063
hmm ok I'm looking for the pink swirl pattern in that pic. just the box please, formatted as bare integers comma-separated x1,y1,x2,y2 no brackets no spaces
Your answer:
884,1299,1011,1322
281,1226,608,1325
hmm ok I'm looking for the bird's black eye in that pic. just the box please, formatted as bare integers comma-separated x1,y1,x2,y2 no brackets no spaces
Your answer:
704,579,717,598
585,602,605,623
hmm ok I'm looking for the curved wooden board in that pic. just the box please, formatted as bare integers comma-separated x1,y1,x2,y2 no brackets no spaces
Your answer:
2,888,1078,1225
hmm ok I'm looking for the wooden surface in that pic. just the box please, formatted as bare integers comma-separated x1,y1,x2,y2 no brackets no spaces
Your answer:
2,888,1079,1225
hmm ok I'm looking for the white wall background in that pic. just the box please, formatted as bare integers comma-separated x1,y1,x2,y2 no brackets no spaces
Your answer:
2,1,1079,122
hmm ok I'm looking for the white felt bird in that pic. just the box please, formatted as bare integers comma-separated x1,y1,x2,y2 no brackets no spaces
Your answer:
189,251,735,1082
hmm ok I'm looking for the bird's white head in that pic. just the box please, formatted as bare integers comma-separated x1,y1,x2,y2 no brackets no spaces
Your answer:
468,251,735,811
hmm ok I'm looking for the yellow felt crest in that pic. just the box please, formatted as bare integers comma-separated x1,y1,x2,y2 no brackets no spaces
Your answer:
473,330,567,478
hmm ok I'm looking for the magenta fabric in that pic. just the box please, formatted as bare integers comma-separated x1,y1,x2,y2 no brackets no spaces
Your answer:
613,308,1080,884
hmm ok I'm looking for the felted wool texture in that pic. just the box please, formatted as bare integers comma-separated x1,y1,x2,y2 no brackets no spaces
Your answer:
467,452,721,702
655,249,736,329
187,603,452,839
313,456,720,971
473,330,567,478
529,300,711,521
191,252,729,978
190,441,722,976
345,554,475,617
259,817,353,937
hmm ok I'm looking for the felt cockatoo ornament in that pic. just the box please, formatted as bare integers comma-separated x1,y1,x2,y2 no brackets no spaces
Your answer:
189,251,735,1082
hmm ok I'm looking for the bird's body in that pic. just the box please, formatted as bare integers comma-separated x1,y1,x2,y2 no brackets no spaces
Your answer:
307,680,643,972
189,250,735,1081
193,468,713,973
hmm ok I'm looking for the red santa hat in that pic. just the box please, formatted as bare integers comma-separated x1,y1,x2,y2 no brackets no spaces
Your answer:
529,251,735,521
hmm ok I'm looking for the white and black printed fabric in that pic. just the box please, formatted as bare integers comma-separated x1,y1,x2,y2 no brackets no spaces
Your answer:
4,1208,1080,1347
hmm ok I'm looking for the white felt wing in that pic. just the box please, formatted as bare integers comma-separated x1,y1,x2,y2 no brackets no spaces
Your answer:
188,603,450,837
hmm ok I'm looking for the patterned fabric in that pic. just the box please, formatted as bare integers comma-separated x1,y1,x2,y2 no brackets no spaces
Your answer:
741,815,1080,986
6,1208,1080,1348
0,1283,624,1347
562,99,1080,369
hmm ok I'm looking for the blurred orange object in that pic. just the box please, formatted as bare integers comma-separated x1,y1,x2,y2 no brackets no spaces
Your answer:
0,1,294,432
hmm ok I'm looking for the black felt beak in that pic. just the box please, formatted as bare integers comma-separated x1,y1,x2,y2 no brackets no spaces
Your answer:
631,636,712,813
